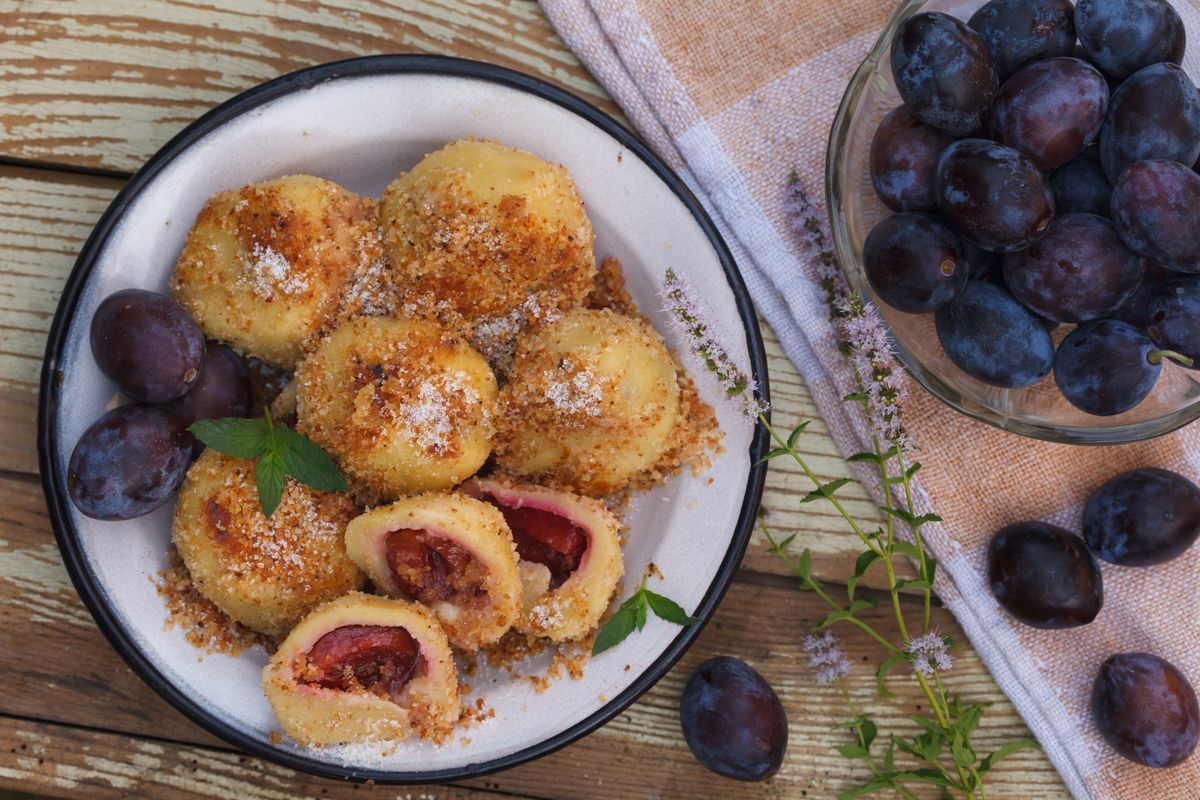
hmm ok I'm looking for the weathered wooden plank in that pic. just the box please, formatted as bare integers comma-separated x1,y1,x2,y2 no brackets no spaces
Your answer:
0,0,619,174
0,167,124,475
0,474,1063,798
0,166,892,586
0,715,536,800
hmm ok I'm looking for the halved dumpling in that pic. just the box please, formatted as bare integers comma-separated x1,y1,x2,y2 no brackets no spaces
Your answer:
344,493,522,651
262,592,459,746
464,476,622,642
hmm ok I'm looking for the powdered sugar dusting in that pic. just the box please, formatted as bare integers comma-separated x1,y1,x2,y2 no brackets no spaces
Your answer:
241,242,308,301
471,292,562,369
544,360,606,417
394,371,482,455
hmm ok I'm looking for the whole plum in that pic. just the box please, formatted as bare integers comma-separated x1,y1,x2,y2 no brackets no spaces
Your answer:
1112,160,1200,274
161,342,252,427
1076,0,1186,80
968,0,1075,80
1099,64,1200,184
987,521,1103,629
936,139,1054,253
870,105,958,212
1110,261,1173,332
891,12,999,136
991,57,1109,171
1146,276,1200,366
935,281,1054,388
1003,213,1144,323
680,656,788,781
1054,320,1162,415
1093,652,1199,768
90,289,206,404
1051,149,1112,218
67,405,194,520
863,213,968,313
1084,467,1200,566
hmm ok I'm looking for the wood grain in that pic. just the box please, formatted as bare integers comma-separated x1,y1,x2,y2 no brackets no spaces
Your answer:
0,715,529,800
0,0,617,175
0,477,1062,798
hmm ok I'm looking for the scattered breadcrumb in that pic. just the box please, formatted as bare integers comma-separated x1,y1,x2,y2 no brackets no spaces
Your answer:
156,547,273,657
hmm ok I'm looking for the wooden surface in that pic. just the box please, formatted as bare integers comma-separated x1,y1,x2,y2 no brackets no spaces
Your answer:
0,1,1066,798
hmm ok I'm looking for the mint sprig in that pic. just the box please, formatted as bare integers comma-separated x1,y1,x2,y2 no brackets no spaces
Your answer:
189,407,348,518
591,576,700,656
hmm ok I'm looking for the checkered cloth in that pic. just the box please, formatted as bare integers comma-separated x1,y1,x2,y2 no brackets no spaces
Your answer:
540,1,1200,797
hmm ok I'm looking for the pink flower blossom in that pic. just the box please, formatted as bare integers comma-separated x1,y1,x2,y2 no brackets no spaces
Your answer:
906,631,953,677
786,173,913,453
804,631,852,685
661,268,770,419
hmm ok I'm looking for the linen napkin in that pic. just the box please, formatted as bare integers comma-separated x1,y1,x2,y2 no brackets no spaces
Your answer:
539,1,1200,798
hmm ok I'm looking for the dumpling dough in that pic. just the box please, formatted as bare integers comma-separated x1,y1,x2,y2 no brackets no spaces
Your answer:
172,449,364,636
494,308,681,493
465,476,623,642
262,593,459,745
344,492,522,651
378,139,596,361
295,315,498,498
172,174,381,369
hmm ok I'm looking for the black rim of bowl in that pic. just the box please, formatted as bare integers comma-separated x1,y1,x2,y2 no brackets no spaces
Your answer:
36,54,770,784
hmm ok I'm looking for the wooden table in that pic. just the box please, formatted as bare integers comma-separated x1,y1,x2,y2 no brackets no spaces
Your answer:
0,2,1069,798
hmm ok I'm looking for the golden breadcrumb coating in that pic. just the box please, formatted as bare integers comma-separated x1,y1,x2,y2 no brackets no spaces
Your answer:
295,315,498,498
263,592,460,746
379,140,596,363
465,476,623,643
171,449,364,637
172,174,383,369
344,492,522,651
493,307,681,494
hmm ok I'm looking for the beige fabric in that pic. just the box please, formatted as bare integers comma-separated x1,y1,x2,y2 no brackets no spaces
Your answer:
540,1,1200,797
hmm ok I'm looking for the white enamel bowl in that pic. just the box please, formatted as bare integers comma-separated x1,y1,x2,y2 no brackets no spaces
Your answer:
38,56,769,782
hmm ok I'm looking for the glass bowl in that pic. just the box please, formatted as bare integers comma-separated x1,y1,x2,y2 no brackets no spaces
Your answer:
826,0,1200,444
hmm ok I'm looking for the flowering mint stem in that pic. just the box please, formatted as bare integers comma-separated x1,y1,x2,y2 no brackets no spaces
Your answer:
763,418,878,551
840,687,922,800
763,522,899,655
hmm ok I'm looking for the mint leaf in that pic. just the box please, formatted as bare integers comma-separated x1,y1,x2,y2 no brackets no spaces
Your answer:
632,593,648,631
188,418,268,459
645,590,700,625
978,739,1039,774
277,427,349,494
592,606,637,655
256,455,286,518
591,583,699,656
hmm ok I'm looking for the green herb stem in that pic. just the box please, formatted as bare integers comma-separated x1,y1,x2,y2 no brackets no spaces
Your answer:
764,418,880,554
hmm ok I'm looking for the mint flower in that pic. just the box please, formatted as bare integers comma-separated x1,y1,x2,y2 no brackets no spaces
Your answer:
785,172,849,308
804,631,852,685
907,631,953,678
785,173,912,453
661,268,769,419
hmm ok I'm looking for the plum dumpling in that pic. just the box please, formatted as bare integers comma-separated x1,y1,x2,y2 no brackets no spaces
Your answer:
494,307,681,494
171,449,364,637
263,593,459,745
295,315,498,498
465,476,622,642
378,139,596,360
172,175,380,370
344,492,522,651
